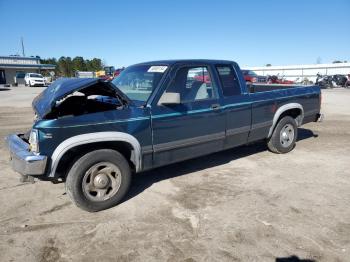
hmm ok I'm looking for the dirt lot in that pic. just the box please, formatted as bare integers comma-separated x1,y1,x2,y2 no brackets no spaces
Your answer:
0,87,349,262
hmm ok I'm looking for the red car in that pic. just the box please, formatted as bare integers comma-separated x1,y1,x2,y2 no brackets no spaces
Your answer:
242,70,267,83
267,75,294,85
194,71,211,84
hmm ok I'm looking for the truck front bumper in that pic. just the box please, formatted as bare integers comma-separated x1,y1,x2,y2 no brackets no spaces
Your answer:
5,134,47,176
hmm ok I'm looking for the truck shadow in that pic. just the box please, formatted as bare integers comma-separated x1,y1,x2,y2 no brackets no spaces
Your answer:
123,128,318,203
297,128,318,141
276,255,316,262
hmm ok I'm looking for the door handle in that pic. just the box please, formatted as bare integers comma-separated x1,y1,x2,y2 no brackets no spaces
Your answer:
211,104,221,110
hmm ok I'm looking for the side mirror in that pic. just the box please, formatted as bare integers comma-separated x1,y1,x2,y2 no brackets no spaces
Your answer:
158,92,180,105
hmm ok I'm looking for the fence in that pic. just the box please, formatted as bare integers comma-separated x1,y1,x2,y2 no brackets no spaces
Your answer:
243,63,350,82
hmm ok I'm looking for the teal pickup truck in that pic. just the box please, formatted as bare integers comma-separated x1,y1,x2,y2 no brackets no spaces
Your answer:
6,60,323,212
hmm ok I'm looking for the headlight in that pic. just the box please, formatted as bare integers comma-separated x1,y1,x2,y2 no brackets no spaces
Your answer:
29,129,39,153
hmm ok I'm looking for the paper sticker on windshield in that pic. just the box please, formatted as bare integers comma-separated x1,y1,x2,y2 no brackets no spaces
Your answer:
148,66,168,73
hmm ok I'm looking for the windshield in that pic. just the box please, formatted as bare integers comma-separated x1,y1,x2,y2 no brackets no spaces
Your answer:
30,73,43,78
112,64,167,102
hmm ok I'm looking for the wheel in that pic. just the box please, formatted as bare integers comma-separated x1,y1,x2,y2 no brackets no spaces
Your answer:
267,116,297,154
65,149,132,212
28,81,32,87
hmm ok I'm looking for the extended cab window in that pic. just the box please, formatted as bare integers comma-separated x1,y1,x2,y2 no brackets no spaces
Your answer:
163,66,217,103
216,65,241,96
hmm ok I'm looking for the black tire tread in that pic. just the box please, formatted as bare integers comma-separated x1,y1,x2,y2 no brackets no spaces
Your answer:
65,149,131,212
267,116,297,154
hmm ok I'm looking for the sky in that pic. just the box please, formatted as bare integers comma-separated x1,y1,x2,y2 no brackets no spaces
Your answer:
0,0,349,68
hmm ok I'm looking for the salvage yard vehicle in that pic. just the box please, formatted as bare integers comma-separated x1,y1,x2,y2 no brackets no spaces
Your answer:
267,74,294,85
241,70,267,84
332,74,348,87
5,59,323,212
316,73,334,89
24,73,45,87
346,74,350,88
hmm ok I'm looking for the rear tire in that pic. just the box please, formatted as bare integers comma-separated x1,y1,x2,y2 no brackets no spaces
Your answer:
65,149,131,212
267,116,297,154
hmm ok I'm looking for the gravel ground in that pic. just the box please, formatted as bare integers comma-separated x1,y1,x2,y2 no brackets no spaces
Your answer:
0,87,349,262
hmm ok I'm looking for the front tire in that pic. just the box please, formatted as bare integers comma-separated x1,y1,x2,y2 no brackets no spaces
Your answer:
65,149,131,212
267,116,297,154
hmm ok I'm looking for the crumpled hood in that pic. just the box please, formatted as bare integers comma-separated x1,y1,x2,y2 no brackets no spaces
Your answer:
32,78,128,118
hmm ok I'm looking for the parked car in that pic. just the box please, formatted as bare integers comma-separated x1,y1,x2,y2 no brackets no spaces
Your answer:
316,73,333,89
24,73,45,87
346,74,350,88
5,59,322,212
193,70,211,84
332,74,348,87
242,70,267,83
267,75,295,85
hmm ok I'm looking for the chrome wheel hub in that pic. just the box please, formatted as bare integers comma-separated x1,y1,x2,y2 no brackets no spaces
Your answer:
82,162,122,202
93,174,109,189
280,124,295,148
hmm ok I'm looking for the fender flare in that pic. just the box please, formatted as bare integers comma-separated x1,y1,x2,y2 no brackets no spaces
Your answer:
268,103,304,138
48,132,142,177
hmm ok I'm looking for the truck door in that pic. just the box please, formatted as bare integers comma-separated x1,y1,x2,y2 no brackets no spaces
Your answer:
214,64,252,148
151,65,226,168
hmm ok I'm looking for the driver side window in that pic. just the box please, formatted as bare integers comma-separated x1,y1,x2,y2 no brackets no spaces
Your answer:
164,66,218,103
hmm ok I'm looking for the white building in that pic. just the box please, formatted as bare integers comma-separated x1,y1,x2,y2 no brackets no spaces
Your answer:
244,63,350,82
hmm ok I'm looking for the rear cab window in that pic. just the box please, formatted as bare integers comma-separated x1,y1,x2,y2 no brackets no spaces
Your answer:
216,65,241,96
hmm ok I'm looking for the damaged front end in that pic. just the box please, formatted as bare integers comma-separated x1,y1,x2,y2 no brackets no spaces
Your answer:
6,78,132,182
32,78,130,119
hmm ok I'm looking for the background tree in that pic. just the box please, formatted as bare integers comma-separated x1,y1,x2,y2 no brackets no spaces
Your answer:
72,56,87,72
41,56,105,77
57,56,73,77
86,58,103,71
40,57,58,76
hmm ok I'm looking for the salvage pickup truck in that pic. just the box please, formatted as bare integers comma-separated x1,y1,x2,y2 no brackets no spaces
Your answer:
5,60,322,212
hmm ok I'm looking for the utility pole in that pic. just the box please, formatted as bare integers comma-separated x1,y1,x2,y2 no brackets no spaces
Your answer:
21,37,25,57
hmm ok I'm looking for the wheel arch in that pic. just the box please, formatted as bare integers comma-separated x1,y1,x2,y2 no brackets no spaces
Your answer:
268,103,304,138
48,132,142,178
